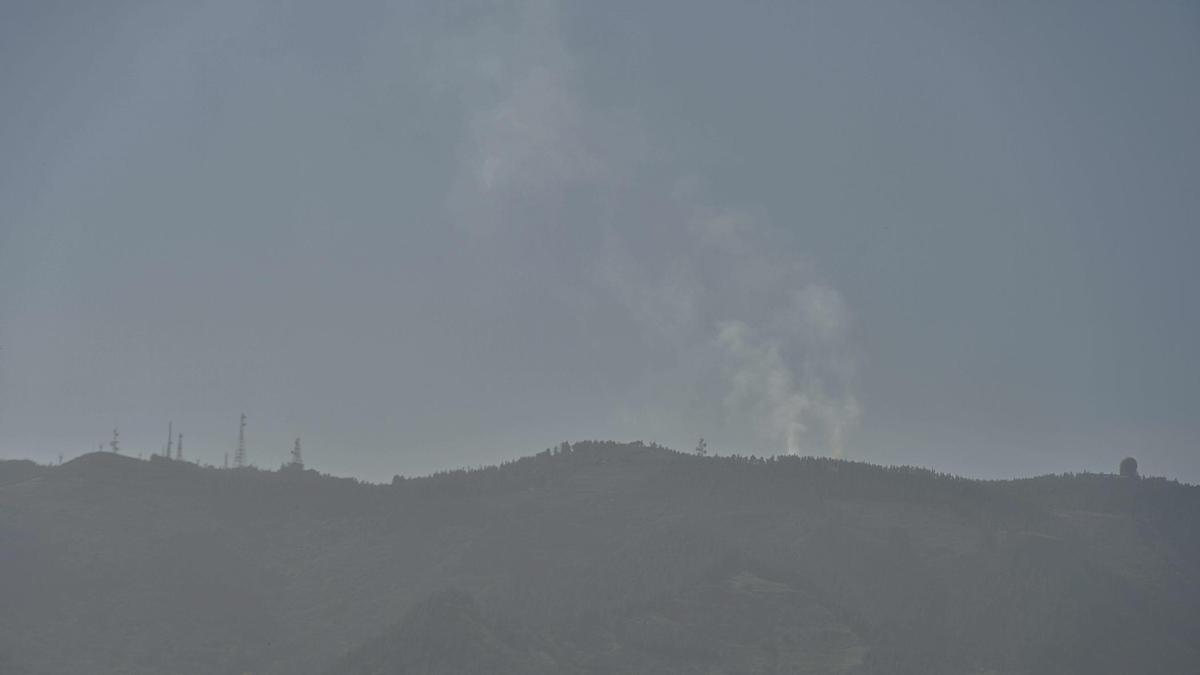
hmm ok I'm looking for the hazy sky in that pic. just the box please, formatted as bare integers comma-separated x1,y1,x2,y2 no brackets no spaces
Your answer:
2,0,1197,482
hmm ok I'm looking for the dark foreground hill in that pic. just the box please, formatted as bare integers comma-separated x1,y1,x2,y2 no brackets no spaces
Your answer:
1,442,1198,674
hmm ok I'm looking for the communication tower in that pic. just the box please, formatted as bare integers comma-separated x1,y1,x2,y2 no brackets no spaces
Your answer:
234,413,247,468
289,438,304,470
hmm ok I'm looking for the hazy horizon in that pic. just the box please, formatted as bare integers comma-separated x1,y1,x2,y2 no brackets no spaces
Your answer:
3,0,1198,483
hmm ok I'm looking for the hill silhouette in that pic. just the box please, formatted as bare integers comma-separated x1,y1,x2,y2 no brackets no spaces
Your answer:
1,442,1197,674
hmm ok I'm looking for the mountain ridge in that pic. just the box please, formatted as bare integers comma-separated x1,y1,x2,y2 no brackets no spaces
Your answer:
2,442,1198,674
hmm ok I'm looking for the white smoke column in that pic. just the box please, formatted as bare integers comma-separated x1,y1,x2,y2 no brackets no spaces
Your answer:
447,0,600,235
602,186,862,457
442,0,862,458
716,285,860,456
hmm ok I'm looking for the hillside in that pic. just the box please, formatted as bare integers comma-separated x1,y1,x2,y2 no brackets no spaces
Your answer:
1,442,1198,674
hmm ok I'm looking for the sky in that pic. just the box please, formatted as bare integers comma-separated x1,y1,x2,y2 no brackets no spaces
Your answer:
1,0,1197,482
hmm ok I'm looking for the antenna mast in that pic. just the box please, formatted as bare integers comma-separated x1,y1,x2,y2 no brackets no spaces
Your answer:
110,428,120,454
290,438,304,470
176,432,183,461
234,413,247,468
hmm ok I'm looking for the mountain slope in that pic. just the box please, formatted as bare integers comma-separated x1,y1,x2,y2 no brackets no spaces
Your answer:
1,442,1197,674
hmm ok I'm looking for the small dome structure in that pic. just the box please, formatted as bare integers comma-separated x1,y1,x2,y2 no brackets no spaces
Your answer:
1119,456,1139,479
